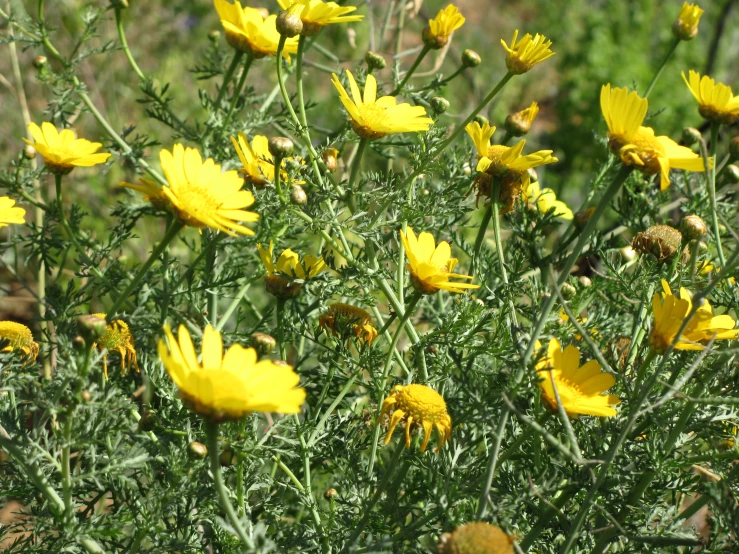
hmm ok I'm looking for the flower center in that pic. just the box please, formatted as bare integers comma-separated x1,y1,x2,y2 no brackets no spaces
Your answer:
175,185,221,227
395,384,448,423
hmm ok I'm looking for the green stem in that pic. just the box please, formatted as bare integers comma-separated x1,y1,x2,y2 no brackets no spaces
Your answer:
205,421,255,548
490,182,518,327
345,138,369,212
643,38,680,98
476,409,510,519
391,44,430,95
215,51,244,111
708,122,726,267
215,281,252,332
114,7,144,81
224,55,253,127
205,232,219,326
471,204,492,276
61,414,73,522
277,299,287,361
308,373,358,447
296,35,310,131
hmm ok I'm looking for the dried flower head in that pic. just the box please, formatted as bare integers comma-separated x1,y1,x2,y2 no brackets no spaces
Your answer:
632,225,684,263
92,313,140,378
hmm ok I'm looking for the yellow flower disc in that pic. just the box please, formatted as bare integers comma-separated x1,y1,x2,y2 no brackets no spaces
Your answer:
381,383,452,452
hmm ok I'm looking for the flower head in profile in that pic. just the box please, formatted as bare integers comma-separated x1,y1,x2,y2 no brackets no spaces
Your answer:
649,279,739,353
673,2,703,41
319,303,377,345
159,324,305,421
125,144,258,236
380,384,452,452
423,5,465,49
258,241,326,299
92,313,139,378
525,181,573,220
120,179,171,211
600,84,707,190
0,321,39,362
682,70,739,125
536,338,620,418
331,70,433,140
437,522,515,554
0,197,26,229
277,0,363,35
400,227,478,295
505,101,539,136
467,121,557,212
500,30,554,74
231,133,301,188
214,0,298,58
24,122,111,175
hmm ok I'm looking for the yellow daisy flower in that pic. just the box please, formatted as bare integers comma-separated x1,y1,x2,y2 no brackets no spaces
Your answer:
277,0,363,35
536,338,620,418
0,321,39,362
467,121,557,212
437,523,516,554
258,241,326,298
92,313,140,378
120,180,171,211
423,4,465,49
673,2,703,41
318,303,378,345
525,181,573,220
214,0,298,58
0,197,26,229
380,384,452,452
500,30,554,75
682,70,739,125
126,144,258,236
600,84,707,191
697,261,737,285
158,324,305,421
231,133,299,188
400,227,478,295
24,122,111,175
649,279,739,353
505,101,539,136
331,70,434,140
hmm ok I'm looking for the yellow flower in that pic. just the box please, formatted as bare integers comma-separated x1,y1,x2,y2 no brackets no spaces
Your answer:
0,321,39,362
500,30,554,75
437,522,516,554
380,384,452,452
649,279,739,353
0,197,26,228
399,227,479,295
120,179,171,211
24,122,111,175
505,101,539,136
231,133,299,188
697,260,737,285
423,5,465,49
682,70,739,125
318,303,378,345
467,121,557,212
331,70,433,140
258,241,326,298
126,144,258,236
277,0,363,35
600,84,707,191
158,324,305,421
214,0,298,58
525,181,573,220
536,339,620,418
92,313,140,378
673,2,703,41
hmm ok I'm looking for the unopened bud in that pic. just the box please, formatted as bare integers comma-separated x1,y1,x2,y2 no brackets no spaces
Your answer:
574,207,595,231
365,51,386,71
285,158,301,172
77,314,108,345
321,148,339,173
461,49,481,68
561,282,576,300
726,164,739,184
290,185,308,205
324,488,338,500
680,215,708,241
268,137,294,158
682,127,702,146
473,114,489,127
620,246,636,262
672,3,703,42
730,136,739,160
505,102,539,137
250,332,277,356
23,145,36,160
430,97,450,115
81,391,92,403
208,30,221,43
578,276,592,288
219,446,237,466
72,336,86,352
32,56,48,70
632,225,683,263
188,441,208,459
276,7,303,38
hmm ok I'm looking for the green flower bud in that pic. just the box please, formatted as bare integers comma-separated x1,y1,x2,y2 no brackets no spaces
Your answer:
32,56,48,70
290,185,308,206
473,114,489,126
680,214,708,241
578,276,592,288
324,488,338,500
561,282,577,301
268,137,294,158
681,127,702,146
620,246,636,262
188,441,208,459
250,332,277,356
364,51,387,71
23,145,37,160
461,49,481,68
276,6,303,38
430,97,450,115
422,26,449,49
208,30,221,43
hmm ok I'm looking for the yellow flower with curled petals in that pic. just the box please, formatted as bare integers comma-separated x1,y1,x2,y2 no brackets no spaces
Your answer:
505,101,539,136
525,181,573,220
500,30,554,75
258,241,326,299
159,324,305,422
536,339,620,418
381,384,452,452
24,122,111,175
649,279,739,353
277,0,363,35
600,84,707,191
318,303,377,345
92,313,140,378
0,321,39,362
423,5,465,49
682,70,739,125
331,70,433,140
0,197,26,229
214,0,298,58
673,2,703,41
400,227,478,295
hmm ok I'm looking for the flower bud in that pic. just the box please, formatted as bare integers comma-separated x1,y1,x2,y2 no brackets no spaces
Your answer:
680,214,707,241
620,246,636,262
672,3,703,41
284,158,301,172
23,145,37,160
290,185,308,205
364,51,387,71
726,164,739,184
461,49,481,68
632,225,683,263
505,102,539,137
578,275,592,288
681,127,702,146
77,314,107,345
32,56,48,70
188,441,208,459
430,97,450,115
473,114,489,126
81,391,92,403
561,282,576,300
219,445,237,466
730,136,739,160
462,162,471,175
250,332,277,356
268,137,294,158
324,488,338,500
437,522,515,554
72,336,86,352
321,148,339,173
208,30,221,43
276,6,304,38
574,207,595,231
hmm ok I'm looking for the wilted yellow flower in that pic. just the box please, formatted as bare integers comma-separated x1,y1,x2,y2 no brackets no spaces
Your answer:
277,0,363,35
318,303,377,345
0,321,39,362
500,30,554,75
0,197,26,229
331,70,433,140
525,181,573,220
423,5,465,49
158,324,305,421
258,241,326,298
682,70,739,125
214,0,297,58
120,179,171,211
649,279,739,353
381,384,452,452
536,338,620,418
24,122,111,175
437,522,515,554
400,227,478,295
92,313,139,378
600,84,707,191
673,2,703,41
505,101,539,136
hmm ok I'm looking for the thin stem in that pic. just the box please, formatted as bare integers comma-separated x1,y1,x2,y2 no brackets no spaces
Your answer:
277,299,287,361
214,51,244,111
308,373,358,447
391,44,430,95
490,182,519,327
216,281,252,332
224,55,253,127
345,138,368,212
114,7,145,81
296,35,310,131
61,414,73,522
476,409,509,519
708,122,726,266
471,204,492,276
643,38,680,98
